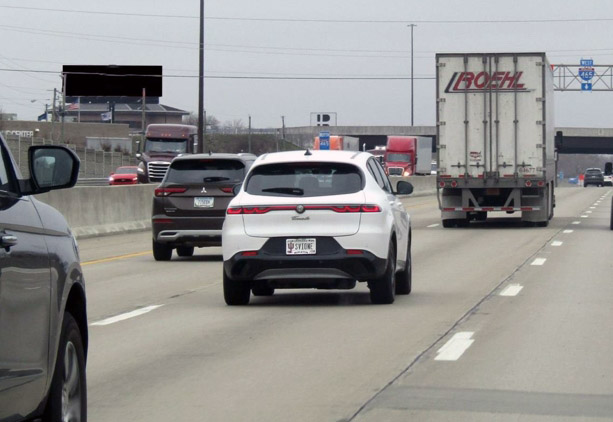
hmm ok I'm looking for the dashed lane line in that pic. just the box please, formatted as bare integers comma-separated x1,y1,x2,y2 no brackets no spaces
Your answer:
551,241,563,247
531,258,547,266
91,305,163,326
435,332,475,361
499,284,524,297
427,223,440,228
563,230,574,234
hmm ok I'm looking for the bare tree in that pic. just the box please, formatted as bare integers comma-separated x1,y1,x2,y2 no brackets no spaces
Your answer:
183,112,220,131
223,119,245,134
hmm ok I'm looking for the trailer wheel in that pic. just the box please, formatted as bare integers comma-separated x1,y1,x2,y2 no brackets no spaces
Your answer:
442,219,455,228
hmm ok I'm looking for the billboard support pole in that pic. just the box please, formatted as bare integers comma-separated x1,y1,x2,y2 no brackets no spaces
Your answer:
197,0,205,154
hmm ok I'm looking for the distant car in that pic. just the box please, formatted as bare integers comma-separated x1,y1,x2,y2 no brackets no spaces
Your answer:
0,134,88,422
603,174,612,187
222,149,414,305
584,168,604,187
151,153,256,260
109,166,139,185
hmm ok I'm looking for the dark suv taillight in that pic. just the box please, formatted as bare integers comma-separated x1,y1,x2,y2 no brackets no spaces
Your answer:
154,186,188,197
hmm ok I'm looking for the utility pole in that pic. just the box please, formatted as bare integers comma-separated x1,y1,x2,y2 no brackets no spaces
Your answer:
60,73,66,143
141,88,147,133
248,115,252,153
280,115,286,152
51,88,57,142
197,0,205,153
408,24,417,126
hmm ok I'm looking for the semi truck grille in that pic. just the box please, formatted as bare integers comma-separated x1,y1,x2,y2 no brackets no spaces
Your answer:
147,161,170,182
388,167,404,176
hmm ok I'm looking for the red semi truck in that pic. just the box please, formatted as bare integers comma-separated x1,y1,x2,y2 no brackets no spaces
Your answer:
384,136,417,177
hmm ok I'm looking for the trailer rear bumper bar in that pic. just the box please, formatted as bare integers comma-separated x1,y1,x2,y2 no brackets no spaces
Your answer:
442,207,541,212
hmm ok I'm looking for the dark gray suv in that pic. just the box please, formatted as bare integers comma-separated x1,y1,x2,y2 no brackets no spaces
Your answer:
584,168,604,187
0,134,86,422
151,153,256,261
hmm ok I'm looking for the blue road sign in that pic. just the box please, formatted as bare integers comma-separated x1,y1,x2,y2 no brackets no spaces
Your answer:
581,59,594,67
579,68,595,81
319,131,330,150
581,82,592,91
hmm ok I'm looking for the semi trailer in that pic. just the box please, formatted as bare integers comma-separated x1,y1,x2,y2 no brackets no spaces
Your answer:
436,52,556,227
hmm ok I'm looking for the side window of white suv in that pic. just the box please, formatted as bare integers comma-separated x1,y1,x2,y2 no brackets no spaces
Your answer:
366,159,384,189
368,158,392,193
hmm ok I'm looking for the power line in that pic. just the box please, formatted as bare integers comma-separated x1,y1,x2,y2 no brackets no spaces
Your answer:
0,67,435,80
0,5,196,19
1,5,613,24
5,24,613,61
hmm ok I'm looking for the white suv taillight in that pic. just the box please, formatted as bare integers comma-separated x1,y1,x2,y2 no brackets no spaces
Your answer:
227,205,381,214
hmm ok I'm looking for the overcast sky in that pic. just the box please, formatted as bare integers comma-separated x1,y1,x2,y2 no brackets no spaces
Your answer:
1,0,613,128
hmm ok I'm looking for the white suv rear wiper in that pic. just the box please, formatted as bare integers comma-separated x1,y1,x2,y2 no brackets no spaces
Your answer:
261,187,304,195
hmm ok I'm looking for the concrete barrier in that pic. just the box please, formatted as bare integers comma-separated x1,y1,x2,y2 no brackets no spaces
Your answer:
36,176,437,239
390,175,436,197
36,184,156,239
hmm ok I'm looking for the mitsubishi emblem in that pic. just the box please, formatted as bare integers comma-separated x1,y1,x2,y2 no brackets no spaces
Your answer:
201,187,207,193
296,205,305,214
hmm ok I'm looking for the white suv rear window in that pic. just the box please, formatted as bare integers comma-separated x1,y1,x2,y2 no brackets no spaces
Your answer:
246,162,363,197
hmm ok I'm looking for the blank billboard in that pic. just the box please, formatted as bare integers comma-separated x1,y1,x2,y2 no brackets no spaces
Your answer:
63,65,162,97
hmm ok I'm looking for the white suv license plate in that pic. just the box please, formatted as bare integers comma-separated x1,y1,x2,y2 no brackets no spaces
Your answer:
194,197,214,208
286,238,316,255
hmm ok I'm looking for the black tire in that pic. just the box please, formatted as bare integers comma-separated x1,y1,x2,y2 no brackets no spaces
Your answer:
176,246,194,257
252,286,275,296
369,241,396,304
152,240,172,261
44,312,87,422
395,236,411,295
442,219,455,228
223,271,251,305
475,212,487,222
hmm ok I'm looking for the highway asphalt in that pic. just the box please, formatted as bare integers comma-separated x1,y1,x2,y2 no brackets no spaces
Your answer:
77,186,613,422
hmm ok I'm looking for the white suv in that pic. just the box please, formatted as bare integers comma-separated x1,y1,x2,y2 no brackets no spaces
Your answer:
222,150,414,305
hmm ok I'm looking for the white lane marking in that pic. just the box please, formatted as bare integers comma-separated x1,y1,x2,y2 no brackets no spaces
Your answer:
551,241,563,246
590,207,596,209
581,215,589,218
427,223,440,228
586,211,593,214
500,284,524,297
572,221,581,225
435,332,475,361
531,258,547,266
91,305,163,326
563,230,574,234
